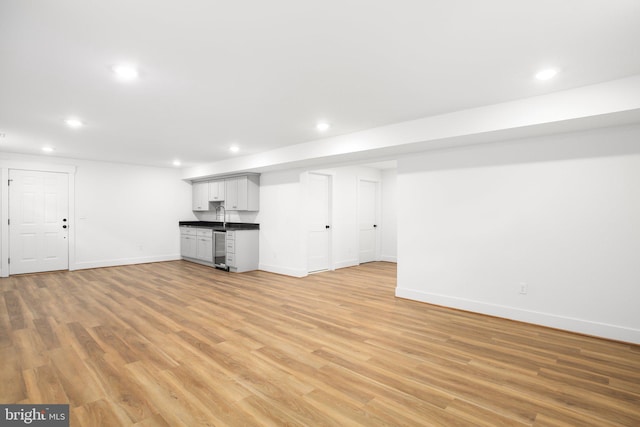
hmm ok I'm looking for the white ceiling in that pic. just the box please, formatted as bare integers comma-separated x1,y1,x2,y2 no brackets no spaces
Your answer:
1,0,639,168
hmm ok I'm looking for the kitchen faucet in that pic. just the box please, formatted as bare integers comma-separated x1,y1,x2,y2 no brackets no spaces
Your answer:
215,205,226,228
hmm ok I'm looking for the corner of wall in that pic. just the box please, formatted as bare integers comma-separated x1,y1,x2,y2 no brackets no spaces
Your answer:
333,259,359,270
259,263,308,278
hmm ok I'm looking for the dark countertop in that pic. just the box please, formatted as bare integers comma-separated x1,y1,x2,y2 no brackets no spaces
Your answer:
179,221,259,231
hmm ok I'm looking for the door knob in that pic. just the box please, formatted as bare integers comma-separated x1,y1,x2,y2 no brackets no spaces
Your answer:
62,225,67,229
325,225,330,229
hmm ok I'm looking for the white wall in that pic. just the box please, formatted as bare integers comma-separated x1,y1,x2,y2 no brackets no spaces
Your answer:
256,165,386,276
256,169,307,277
0,152,193,272
396,124,640,344
73,160,194,269
381,168,397,262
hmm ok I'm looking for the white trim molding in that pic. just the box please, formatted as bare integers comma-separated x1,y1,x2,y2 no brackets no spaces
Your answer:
396,287,640,345
259,263,308,278
73,254,181,271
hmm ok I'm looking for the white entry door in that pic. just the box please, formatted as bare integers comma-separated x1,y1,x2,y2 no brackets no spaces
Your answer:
307,173,330,273
358,179,378,264
9,170,69,274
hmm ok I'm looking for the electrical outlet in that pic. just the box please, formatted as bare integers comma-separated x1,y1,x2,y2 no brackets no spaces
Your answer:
519,282,528,294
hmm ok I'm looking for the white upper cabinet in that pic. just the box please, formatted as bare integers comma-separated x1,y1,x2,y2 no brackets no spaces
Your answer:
224,175,259,211
192,181,209,211
192,174,259,212
208,179,225,202
225,177,241,210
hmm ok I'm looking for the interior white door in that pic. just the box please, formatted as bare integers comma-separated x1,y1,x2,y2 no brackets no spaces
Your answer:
307,173,330,273
9,170,69,274
359,179,378,264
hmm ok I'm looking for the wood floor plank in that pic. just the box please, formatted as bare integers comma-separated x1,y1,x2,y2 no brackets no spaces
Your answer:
32,317,61,351
444,398,530,427
22,364,69,405
131,413,171,427
0,261,639,426
0,345,27,402
12,327,49,369
0,293,13,349
164,363,259,426
166,343,253,403
74,398,133,427
303,388,390,427
48,345,106,407
4,290,27,330
125,360,222,427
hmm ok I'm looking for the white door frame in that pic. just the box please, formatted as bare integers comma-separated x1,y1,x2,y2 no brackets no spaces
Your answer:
0,161,76,277
357,177,382,263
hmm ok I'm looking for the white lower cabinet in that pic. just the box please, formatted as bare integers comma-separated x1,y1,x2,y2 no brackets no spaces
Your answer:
180,226,258,272
195,228,213,262
180,227,197,258
181,227,213,263
225,230,258,273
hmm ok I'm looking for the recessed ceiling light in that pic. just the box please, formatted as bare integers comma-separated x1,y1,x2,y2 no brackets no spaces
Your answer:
316,122,330,132
65,118,83,128
172,160,181,167
113,64,139,81
229,145,239,153
42,146,55,153
535,68,558,81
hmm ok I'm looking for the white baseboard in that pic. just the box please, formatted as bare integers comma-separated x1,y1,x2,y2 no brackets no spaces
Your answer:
259,263,307,278
396,287,640,345
71,254,181,271
333,259,359,270
380,255,397,263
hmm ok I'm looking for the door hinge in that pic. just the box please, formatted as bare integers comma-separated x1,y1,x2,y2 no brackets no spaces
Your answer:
7,179,12,186
7,218,9,225
7,258,9,265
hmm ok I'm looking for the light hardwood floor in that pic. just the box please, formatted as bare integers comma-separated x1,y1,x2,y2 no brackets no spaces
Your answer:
1,261,639,426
